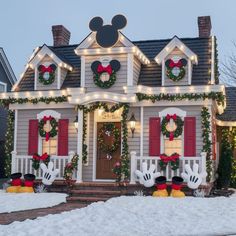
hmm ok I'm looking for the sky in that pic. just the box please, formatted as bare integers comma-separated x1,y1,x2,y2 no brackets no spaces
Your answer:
0,0,235,81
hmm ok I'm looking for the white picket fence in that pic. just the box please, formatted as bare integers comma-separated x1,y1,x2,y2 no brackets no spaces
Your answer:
130,151,207,184
11,151,76,180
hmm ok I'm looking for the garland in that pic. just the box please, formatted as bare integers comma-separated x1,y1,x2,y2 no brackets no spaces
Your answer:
38,116,58,141
4,110,14,177
136,92,225,107
161,114,183,141
78,102,130,180
38,64,57,85
98,123,120,160
201,107,212,182
32,153,50,170
64,154,79,186
159,153,180,171
82,113,88,164
214,36,220,84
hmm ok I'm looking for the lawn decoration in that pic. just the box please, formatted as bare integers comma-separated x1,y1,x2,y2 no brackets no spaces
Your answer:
64,154,79,186
32,153,50,170
89,14,127,48
6,173,22,193
161,114,183,141
91,60,121,88
135,162,160,187
159,153,180,170
38,64,57,85
40,161,59,186
18,174,36,193
152,176,168,197
112,161,122,182
170,176,185,198
38,116,58,141
181,163,207,189
165,58,187,82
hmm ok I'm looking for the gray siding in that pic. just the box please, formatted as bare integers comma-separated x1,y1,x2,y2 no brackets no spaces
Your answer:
16,108,77,155
133,57,141,85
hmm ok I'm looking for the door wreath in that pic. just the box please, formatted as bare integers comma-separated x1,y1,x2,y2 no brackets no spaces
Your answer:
38,116,58,141
161,114,183,141
98,123,120,160
38,64,57,85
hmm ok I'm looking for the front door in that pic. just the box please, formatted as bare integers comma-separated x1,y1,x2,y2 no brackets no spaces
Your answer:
96,122,121,179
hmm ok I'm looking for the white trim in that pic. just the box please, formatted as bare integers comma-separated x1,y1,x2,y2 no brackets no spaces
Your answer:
154,36,198,64
188,59,192,85
127,53,134,86
159,107,187,118
216,119,236,127
13,109,18,151
211,36,215,84
80,56,85,87
34,67,38,90
0,81,7,92
57,67,61,89
140,106,144,156
161,60,165,86
37,110,61,119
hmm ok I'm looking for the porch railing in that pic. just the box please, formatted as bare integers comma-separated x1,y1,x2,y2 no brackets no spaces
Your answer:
11,151,76,180
130,151,207,185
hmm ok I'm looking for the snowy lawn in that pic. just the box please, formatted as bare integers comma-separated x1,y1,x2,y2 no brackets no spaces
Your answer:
1,194,236,236
0,190,67,213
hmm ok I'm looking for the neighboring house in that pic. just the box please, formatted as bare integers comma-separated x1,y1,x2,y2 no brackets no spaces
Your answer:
3,15,233,186
0,48,17,177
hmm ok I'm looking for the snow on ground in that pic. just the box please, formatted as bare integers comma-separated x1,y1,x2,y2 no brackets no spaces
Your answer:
0,190,67,213
1,194,236,236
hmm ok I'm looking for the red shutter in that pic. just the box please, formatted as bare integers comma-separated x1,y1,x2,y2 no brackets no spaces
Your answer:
28,120,39,155
57,119,69,156
184,117,196,157
149,117,161,156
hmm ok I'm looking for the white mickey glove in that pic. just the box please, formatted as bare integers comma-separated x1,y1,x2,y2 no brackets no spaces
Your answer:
40,161,59,186
181,163,207,189
135,162,160,187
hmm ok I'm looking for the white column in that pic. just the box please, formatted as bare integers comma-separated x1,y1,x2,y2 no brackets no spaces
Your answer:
13,109,18,152
130,151,137,184
76,109,83,183
11,151,17,174
127,53,134,86
140,107,144,156
200,152,207,184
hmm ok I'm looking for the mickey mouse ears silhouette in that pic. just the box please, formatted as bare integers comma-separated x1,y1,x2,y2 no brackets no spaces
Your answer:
89,14,127,48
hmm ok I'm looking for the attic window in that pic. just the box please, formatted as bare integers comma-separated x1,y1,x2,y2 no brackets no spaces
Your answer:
0,82,7,92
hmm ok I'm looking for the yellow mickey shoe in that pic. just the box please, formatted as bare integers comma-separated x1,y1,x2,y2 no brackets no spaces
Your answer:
171,176,185,198
152,176,168,198
18,174,35,193
6,173,22,193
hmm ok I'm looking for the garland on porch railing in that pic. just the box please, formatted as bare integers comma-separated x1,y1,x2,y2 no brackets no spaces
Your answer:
4,110,14,177
136,92,225,106
82,113,88,164
78,102,130,180
201,107,212,182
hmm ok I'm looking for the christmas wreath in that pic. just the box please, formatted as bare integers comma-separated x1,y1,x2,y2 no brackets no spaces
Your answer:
91,60,121,89
98,123,120,160
38,64,57,85
32,153,50,170
38,116,58,141
165,58,187,82
161,114,183,141
159,153,180,171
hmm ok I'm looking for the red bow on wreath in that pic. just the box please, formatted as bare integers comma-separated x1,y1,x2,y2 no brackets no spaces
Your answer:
40,65,54,73
97,64,113,75
33,153,49,161
166,114,177,121
160,153,180,163
169,59,183,68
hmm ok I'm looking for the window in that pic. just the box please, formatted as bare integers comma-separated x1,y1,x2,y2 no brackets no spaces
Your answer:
164,138,182,156
42,139,57,155
0,82,6,92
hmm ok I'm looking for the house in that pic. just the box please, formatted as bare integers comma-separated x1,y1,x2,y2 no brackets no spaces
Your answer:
0,48,17,177
2,15,232,187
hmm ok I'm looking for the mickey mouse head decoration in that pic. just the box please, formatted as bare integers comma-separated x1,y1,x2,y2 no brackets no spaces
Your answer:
89,14,127,48
91,60,121,88
38,64,57,85
165,58,187,82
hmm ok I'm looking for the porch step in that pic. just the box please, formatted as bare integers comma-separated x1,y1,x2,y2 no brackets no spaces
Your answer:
66,196,110,204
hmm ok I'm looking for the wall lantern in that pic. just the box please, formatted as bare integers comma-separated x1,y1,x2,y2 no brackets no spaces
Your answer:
74,116,78,130
129,113,136,138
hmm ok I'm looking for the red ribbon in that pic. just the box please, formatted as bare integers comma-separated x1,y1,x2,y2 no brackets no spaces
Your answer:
97,64,113,75
166,114,177,121
160,154,180,163
33,153,49,161
169,59,183,68
169,132,174,141
43,116,52,123
40,65,53,73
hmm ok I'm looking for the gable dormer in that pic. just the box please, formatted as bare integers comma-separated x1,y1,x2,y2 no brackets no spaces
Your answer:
75,15,149,94
29,45,73,90
155,36,198,86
